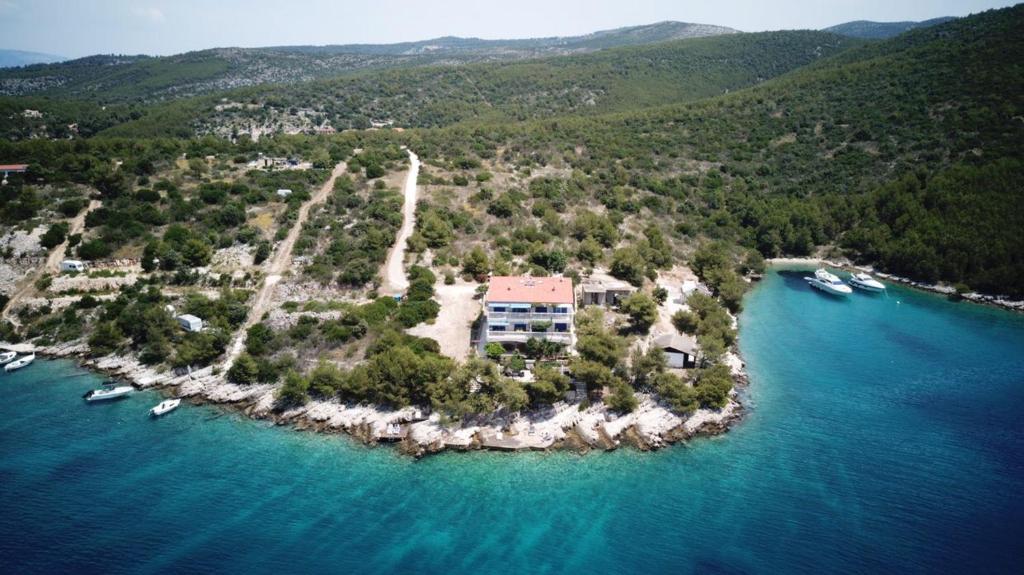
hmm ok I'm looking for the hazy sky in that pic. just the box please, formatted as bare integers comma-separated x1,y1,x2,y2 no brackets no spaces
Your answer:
0,0,1017,57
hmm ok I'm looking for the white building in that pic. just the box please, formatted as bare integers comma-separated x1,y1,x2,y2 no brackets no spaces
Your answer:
60,260,85,272
176,314,203,333
276,188,293,198
483,276,575,348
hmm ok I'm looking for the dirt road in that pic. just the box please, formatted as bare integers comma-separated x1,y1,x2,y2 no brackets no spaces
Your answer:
3,199,101,324
223,161,347,370
380,149,420,295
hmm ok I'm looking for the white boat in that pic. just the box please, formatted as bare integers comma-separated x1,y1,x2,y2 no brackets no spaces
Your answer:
848,272,886,292
0,351,17,365
804,269,852,296
150,398,181,416
83,385,133,402
4,353,35,372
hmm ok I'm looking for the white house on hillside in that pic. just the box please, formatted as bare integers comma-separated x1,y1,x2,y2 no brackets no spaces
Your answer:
483,276,575,349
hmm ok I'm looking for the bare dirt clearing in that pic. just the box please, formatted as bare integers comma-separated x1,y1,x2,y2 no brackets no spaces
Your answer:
406,278,480,362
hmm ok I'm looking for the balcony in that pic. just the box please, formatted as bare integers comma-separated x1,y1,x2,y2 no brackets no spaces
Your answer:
487,313,570,323
485,330,573,344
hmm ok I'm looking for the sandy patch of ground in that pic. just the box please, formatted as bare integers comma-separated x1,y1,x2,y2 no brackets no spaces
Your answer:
651,265,699,338
406,278,480,362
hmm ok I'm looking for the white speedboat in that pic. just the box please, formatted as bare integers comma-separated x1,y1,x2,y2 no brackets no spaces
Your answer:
849,272,886,292
804,269,852,296
83,385,133,402
0,351,17,365
4,353,35,372
150,398,181,416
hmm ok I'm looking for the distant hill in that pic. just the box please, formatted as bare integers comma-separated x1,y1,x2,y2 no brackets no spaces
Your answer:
93,30,854,138
0,49,65,68
824,17,957,39
0,21,737,103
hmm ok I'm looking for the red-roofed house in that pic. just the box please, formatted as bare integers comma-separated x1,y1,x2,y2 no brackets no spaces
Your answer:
1,164,28,186
484,276,575,347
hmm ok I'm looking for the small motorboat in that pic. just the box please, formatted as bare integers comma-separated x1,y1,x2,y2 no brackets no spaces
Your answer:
849,272,886,292
83,385,133,402
150,398,181,417
0,351,17,365
804,269,852,296
4,353,35,372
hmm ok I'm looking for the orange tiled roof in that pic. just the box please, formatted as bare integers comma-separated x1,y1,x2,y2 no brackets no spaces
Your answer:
486,276,574,304
0,164,28,171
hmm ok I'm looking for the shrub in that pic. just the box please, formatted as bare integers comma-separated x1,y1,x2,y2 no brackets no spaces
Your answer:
227,353,260,384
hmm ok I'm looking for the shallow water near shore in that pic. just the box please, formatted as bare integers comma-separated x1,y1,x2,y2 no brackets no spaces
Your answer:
2,267,1023,574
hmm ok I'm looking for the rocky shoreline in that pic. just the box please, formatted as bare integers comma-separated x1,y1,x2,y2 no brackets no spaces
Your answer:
767,258,1024,313
3,341,748,458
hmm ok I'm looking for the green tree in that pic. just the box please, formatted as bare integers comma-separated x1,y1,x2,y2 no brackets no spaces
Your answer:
181,238,212,267
606,380,638,413
88,322,124,357
619,292,658,334
278,371,310,406
40,222,69,249
227,353,260,384
484,341,506,361
462,246,490,280
610,246,647,286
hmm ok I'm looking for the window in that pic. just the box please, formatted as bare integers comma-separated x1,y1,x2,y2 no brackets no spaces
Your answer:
490,325,506,332
489,305,507,313
534,306,548,313
513,324,528,332
555,323,568,332
554,306,569,314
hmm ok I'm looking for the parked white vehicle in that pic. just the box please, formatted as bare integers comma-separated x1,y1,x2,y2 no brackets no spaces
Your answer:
60,259,86,272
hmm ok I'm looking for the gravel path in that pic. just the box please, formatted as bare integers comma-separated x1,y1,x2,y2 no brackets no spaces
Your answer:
3,199,101,324
380,149,420,295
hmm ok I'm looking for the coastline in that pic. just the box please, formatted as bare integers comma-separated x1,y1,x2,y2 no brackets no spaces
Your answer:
767,257,1024,313
3,340,748,457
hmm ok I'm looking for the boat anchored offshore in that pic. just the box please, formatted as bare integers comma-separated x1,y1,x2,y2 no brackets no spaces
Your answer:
0,351,17,365
150,398,181,416
848,272,886,292
4,353,35,372
83,385,133,402
804,269,853,296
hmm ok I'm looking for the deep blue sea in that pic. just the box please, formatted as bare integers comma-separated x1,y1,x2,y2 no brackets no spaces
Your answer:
2,267,1023,574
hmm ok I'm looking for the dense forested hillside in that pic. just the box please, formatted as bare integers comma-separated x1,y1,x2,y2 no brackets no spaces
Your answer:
3,30,853,139
824,17,956,39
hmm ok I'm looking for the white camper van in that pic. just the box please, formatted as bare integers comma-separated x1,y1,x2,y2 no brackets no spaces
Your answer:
60,260,86,273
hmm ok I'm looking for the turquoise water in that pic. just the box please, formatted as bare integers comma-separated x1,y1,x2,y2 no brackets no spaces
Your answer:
2,267,1023,574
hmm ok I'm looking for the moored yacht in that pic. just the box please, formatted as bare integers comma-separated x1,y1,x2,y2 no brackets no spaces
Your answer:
4,353,35,372
804,269,852,296
150,398,181,416
83,385,133,402
0,351,17,365
849,272,886,292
